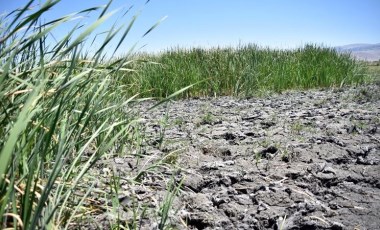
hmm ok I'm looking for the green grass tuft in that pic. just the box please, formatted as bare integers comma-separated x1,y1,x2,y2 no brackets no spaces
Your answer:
0,1,162,228
121,44,369,98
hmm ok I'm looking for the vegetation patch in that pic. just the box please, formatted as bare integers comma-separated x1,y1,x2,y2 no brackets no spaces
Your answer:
123,45,370,98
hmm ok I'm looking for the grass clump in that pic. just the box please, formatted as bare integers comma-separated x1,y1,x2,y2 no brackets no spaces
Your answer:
123,44,368,98
0,0,170,228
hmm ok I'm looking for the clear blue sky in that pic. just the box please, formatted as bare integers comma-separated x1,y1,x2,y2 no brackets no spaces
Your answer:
1,0,379,54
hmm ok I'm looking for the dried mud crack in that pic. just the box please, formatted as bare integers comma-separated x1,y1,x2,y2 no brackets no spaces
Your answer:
85,85,379,230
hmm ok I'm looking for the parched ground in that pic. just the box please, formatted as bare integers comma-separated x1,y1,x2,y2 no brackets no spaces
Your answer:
83,84,379,230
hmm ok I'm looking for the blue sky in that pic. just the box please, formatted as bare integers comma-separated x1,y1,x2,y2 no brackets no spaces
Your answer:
1,0,379,54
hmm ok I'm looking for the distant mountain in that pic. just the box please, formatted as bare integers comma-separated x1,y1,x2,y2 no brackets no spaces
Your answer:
336,43,380,61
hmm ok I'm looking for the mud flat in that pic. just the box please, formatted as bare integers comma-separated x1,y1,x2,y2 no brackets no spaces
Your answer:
86,84,379,230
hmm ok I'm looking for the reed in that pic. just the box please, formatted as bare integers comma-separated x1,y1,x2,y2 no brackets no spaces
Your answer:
0,0,161,228
123,44,368,98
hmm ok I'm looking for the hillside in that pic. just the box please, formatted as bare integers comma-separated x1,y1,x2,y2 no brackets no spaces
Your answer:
336,43,380,61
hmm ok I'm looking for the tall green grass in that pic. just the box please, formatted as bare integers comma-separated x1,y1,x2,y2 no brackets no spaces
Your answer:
0,0,164,228
123,44,368,97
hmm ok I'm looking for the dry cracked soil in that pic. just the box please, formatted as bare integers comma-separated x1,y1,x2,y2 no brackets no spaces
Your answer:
83,84,380,230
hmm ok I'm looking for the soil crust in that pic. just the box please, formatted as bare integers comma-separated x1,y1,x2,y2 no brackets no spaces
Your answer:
85,85,380,230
